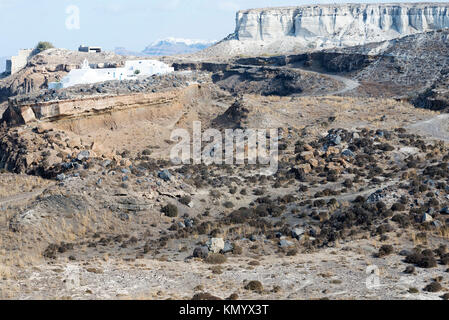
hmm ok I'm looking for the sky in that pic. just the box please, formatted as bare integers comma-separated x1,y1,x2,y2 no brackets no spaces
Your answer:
0,0,446,57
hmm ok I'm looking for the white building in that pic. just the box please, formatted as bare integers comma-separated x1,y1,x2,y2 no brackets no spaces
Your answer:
49,59,174,89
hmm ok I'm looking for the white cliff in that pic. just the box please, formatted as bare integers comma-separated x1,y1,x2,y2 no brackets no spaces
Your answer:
203,3,449,57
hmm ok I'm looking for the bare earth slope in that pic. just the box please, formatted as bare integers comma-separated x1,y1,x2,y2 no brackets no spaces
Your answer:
1,5,449,301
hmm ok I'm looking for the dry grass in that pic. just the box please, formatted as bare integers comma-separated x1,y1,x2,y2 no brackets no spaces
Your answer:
0,173,51,198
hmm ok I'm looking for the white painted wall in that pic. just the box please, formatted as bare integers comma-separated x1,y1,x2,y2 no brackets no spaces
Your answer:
124,60,175,76
49,59,174,89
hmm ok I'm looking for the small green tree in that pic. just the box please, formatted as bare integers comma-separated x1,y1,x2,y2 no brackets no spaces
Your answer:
35,41,54,53
134,69,141,75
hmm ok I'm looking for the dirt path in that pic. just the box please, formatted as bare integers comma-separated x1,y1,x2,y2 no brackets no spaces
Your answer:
321,72,360,95
293,68,360,96
313,180,397,203
0,188,47,207
234,63,361,96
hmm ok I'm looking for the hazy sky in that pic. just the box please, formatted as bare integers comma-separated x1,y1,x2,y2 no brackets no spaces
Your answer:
0,0,446,56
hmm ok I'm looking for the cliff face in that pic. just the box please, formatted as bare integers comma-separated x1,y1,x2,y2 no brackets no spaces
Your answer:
210,3,449,55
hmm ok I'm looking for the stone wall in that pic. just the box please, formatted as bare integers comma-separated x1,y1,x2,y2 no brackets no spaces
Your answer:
6,49,33,75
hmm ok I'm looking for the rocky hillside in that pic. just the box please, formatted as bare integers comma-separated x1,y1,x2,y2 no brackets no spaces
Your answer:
0,49,127,103
202,3,449,57
319,29,449,105
223,28,449,107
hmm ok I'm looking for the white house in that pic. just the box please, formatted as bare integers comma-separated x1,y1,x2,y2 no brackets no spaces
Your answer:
49,59,174,89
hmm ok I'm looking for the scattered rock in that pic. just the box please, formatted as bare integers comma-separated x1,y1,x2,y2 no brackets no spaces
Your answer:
279,239,295,248
184,219,194,228
193,246,209,259
77,150,90,161
291,227,305,240
158,170,172,182
421,213,433,223
222,241,234,254
341,149,355,157
327,133,341,146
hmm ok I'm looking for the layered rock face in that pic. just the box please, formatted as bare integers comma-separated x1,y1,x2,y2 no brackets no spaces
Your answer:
233,3,449,49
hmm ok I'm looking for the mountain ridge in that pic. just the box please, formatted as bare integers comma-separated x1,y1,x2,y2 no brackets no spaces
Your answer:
115,38,216,57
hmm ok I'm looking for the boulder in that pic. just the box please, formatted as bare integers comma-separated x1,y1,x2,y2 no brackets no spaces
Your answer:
399,249,412,256
207,238,225,253
77,150,90,161
279,239,295,248
308,158,319,168
421,213,433,223
326,146,340,155
432,220,443,229
327,134,341,146
222,241,234,254
177,221,186,229
193,246,209,259
291,228,305,239
303,144,314,151
300,151,314,161
158,170,172,182
341,149,355,158
184,219,194,228
326,162,342,173
296,163,312,174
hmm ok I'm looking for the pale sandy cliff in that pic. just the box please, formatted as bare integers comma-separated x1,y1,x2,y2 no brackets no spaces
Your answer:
203,3,449,57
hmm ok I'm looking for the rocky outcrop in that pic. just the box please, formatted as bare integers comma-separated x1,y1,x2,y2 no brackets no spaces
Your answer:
227,28,449,101
3,90,182,125
0,85,196,175
413,71,449,112
203,3,449,57
2,71,208,125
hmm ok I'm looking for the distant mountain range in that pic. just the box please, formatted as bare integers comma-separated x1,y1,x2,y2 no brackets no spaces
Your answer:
115,38,216,57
